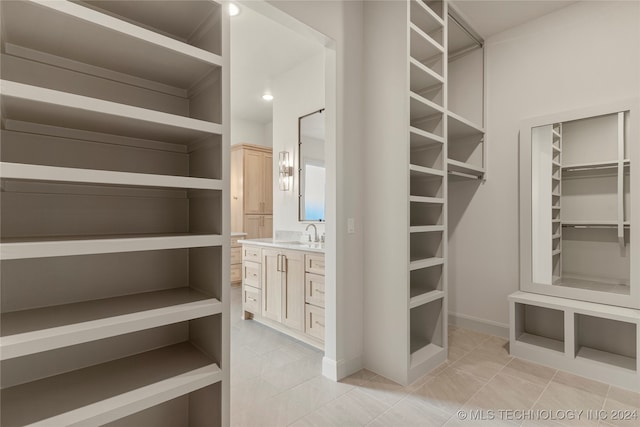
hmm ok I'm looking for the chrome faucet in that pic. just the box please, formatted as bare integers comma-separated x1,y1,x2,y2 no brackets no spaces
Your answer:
305,224,319,242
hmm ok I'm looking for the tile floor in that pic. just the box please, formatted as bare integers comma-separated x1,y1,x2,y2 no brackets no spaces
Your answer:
230,287,639,426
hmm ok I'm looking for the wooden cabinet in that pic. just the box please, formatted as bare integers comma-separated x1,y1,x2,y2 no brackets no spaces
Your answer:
0,1,228,425
245,214,273,239
230,234,245,285
304,254,325,343
261,249,304,330
231,144,273,239
241,244,324,348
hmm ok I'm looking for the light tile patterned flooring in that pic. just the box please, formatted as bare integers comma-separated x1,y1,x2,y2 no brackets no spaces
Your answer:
230,287,639,426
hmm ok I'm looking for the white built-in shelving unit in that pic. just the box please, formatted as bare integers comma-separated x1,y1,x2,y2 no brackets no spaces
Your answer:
0,1,229,425
364,0,448,385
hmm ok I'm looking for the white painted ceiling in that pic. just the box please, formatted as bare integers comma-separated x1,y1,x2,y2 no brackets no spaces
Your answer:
231,1,577,124
451,0,577,39
230,5,323,124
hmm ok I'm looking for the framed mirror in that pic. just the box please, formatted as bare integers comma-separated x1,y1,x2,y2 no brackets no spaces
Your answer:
519,99,639,309
298,109,325,222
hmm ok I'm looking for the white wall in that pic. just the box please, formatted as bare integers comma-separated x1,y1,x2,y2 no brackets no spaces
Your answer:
230,117,271,146
272,53,326,234
263,121,273,147
448,0,640,332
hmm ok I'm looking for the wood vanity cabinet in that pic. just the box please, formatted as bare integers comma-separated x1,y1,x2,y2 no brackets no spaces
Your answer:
262,248,305,330
304,254,326,343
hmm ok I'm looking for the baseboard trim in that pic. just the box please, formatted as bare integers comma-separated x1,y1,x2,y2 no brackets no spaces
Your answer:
323,354,363,381
449,312,509,338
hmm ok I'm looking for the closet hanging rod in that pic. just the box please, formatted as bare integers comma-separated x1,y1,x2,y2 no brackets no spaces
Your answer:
448,9,484,49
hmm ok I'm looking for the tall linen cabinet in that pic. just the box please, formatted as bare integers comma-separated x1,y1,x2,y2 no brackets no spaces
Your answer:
0,1,230,425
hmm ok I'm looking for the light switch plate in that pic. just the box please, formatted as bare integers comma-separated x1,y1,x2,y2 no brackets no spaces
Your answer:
347,218,355,234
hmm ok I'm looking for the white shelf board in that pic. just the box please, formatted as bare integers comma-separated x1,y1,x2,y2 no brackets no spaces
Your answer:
447,159,485,178
552,233,561,239
410,342,445,368
409,57,444,93
447,111,484,140
409,225,445,234
409,195,445,204
563,159,630,172
552,249,561,256
552,145,562,153
410,92,444,121
409,25,443,65
409,126,444,149
1,288,222,360
410,0,444,33
0,233,222,260
410,163,444,177
509,291,640,322
552,129,561,138
0,80,221,144
409,290,445,309
3,0,221,90
516,333,564,353
0,162,222,191
409,257,445,271
0,343,221,427
576,346,637,371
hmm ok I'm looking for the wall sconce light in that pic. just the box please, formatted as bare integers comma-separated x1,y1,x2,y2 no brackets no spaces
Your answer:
278,151,293,191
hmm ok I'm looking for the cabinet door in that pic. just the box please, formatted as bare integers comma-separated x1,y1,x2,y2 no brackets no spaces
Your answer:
281,250,305,331
262,249,282,322
244,215,262,239
244,150,264,214
261,215,273,238
263,153,273,213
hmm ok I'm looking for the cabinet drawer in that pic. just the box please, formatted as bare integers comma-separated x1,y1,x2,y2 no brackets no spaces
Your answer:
231,264,242,283
305,304,325,342
231,247,242,265
231,236,241,247
305,253,325,275
243,285,261,314
305,273,325,308
243,261,261,288
243,245,261,262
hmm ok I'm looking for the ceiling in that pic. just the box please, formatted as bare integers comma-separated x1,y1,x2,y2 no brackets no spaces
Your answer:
451,0,577,39
230,5,323,124
231,1,577,124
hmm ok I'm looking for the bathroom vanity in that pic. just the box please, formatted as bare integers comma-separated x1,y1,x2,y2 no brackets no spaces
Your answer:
239,239,325,349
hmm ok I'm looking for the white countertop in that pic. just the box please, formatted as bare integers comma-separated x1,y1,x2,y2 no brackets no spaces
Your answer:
238,238,325,253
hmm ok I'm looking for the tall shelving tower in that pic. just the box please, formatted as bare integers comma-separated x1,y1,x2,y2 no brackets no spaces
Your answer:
0,1,229,425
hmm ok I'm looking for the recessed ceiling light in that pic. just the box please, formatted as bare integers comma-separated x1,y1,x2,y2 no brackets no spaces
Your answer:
262,94,274,101
228,3,240,17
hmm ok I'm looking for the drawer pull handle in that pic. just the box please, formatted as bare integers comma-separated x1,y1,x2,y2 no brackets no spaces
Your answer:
315,321,325,327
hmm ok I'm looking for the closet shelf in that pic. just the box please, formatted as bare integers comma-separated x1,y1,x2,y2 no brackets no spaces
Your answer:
410,163,445,177
562,220,631,228
410,126,445,148
552,129,561,138
410,92,445,119
0,233,223,260
562,159,630,172
410,0,445,31
447,159,485,178
409,23,444,55
552,249,561,256
0,80,222,144
516,332,564,353
2,0,221,90
409,225,445,234
447,111,484,140
552,145,562,153
0,162,223,191
409,257,445,271
410,341,444,368
1,288,221,360
409,195,445,204
409,290,445,309
410,58,444,92
576,346,636,371
0,343,222,427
